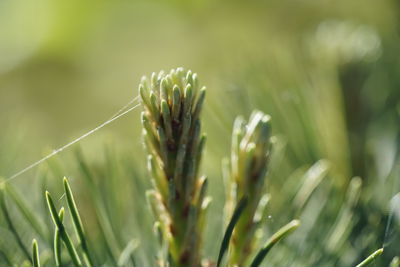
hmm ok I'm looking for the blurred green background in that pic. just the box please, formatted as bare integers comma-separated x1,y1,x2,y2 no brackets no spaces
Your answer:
1,0,400,266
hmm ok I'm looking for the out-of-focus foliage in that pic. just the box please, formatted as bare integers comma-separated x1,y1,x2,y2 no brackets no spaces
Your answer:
0,0,399,266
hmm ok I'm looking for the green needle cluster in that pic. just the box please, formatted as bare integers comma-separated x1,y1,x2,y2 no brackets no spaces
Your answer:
45,177,93,267
139,68,208,266
226,111,272,266
46,191,82,267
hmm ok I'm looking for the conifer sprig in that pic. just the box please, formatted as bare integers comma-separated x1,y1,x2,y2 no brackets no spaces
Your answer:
226,111,273,266
140,68,208,266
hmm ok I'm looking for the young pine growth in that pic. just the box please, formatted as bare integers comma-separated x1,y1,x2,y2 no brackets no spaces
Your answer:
139,68,208,266
226,111,272,266
221,111,300,267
